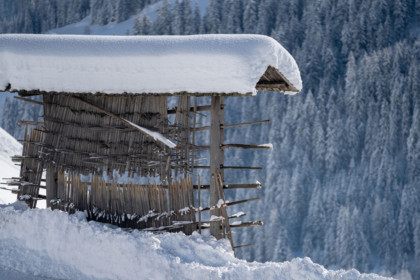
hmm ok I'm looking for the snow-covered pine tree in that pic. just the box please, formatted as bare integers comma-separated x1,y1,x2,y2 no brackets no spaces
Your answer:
154,0,172,35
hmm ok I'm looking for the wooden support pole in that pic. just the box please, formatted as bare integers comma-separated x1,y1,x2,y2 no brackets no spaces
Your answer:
198,175,202,234
46,164,58,208
210,96,224,240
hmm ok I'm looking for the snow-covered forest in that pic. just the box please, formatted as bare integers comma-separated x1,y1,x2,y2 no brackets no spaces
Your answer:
1,0,420,279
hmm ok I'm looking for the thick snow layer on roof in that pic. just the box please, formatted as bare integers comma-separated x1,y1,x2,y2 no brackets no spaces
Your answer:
0,203,389,280
0,34,302,95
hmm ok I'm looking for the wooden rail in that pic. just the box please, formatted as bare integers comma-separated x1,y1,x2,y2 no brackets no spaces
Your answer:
194,119,270,132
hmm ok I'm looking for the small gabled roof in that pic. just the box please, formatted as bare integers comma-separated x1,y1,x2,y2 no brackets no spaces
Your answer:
0,34,302,96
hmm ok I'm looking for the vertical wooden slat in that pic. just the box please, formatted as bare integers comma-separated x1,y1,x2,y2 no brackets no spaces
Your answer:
198,175,202,234
210,96,224,239
46,165,57,208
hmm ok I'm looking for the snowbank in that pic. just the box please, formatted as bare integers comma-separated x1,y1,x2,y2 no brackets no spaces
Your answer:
0,34,302,95
0,203,389,280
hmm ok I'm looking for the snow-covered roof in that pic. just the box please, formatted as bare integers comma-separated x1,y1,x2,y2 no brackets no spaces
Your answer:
0,34,302,96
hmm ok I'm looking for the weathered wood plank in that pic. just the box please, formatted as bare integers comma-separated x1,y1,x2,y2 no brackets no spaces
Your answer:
69,96,178,150
167,105,211,114
14,96,43,105
233,244,252,249
194,166,263,170
17,120,44,126
46,164,58,208
221,144,272,150
200,221,263,229
192,119,270,132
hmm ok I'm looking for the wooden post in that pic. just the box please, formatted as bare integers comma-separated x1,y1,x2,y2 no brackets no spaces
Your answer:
46,164,58,208
210,96,224,239
198,175,202,234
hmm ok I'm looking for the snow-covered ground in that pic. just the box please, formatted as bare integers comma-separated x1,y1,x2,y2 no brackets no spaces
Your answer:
0,202,390,280
0,126,390,279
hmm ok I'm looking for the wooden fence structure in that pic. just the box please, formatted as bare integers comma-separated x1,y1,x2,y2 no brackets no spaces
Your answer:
8,94,269,251
51,172,195,233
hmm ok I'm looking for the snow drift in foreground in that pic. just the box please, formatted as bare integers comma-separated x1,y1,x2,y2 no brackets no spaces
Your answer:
0,203,389,280
0,34,301,95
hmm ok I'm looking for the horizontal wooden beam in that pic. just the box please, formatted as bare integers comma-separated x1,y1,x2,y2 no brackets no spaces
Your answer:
222,119,270,129
193,119,270,132
230,221,263,228
193,166,262,170
182,197,260,213
190,144,272,151
174,213,245,225
189,145,210,150
223,197,259,207
66,182,260,190
229,212,246,219
19,194,46,200
17,120,44,126
221,144,272,150
194,183,262,190
12,156,41,162
43,116,139,132
18,140,171,163
234,244,252,249
3,177,46,182
200,221,263,229
2,181,46,189
9,88,255,97
14,96,43,105
0,186,17,192
167,105,212,114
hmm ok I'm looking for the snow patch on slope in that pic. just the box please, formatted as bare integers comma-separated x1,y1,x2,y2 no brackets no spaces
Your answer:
0,127,21,204
0,203,390,280
140,0,209,21
48,15,136,36
47,0,209,36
